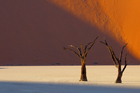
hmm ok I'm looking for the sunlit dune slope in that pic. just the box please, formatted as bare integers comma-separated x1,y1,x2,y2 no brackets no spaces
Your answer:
49,0,140,61
0,0,139,65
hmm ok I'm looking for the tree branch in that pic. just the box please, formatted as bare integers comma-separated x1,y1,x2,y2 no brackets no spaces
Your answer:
121,53,128,73
80,43,86,59
63,47,80,58
110,52,119,68
107,46,119,68
119,43,127,62
100,37,108,45
84,42,93,53
85,36,99,57
69,45,82,57
100,39,118,68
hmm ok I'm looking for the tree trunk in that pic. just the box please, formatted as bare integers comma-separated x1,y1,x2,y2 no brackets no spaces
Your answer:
115,72,122,83
115,64,122,83
79,60,87,81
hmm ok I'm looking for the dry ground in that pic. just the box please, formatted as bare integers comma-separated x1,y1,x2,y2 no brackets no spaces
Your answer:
0,66,140,93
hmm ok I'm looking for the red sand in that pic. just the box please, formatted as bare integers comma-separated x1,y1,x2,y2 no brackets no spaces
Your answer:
0,0,139,65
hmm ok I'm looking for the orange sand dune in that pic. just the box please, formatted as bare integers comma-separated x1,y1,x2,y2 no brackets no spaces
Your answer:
49,0,140,61
0,0,139,65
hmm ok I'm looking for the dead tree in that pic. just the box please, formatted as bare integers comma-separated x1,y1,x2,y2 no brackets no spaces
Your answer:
63,36,99,81
100,38,128,83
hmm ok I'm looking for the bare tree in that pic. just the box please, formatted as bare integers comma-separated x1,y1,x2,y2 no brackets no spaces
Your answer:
100,38,128,83
63,36,99,81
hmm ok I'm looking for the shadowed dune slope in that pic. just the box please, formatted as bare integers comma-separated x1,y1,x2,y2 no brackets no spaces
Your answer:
0,0,139,65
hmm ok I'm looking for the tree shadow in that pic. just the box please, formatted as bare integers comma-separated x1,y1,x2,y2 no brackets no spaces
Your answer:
0,0,139,65
0,68,7,69
0,81,140,93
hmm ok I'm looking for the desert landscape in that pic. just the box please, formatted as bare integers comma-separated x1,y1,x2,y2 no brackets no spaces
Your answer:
0,0,140,92
0,66,140,93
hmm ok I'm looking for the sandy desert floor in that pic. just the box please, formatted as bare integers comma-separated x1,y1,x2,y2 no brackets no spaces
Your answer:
0,66,140,93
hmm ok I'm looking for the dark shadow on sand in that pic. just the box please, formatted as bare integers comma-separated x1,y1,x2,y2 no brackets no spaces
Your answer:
0,81,140,93
0,68,7,69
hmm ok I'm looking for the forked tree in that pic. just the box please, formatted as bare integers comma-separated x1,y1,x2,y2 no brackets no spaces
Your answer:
100,38,128,83
63,36,99,81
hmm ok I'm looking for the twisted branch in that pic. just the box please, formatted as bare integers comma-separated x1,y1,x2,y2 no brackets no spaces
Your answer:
63,47,80,58
69,45,82,57
100,39,118,68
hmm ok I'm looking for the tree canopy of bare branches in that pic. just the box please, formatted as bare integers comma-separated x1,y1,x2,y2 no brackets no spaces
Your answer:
63,36,99,81
100,38,128,83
